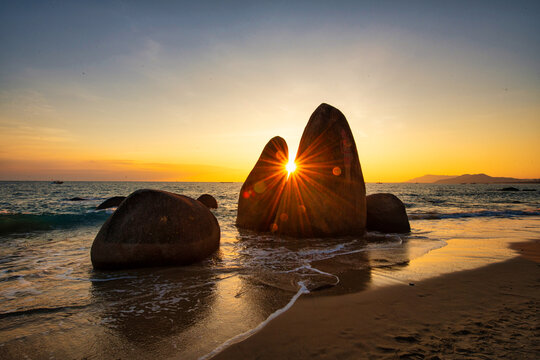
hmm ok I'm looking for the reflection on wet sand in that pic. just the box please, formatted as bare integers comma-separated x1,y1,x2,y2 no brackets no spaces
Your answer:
310,250,372,296
91,271,217,332
369,217,530,286
0,231,416,360
90,266,218,359
89,249,325,359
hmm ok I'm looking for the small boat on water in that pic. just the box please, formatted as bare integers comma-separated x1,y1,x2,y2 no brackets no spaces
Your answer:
51,180,64,184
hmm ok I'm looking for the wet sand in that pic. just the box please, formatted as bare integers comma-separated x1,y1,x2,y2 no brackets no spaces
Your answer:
214,239,540,359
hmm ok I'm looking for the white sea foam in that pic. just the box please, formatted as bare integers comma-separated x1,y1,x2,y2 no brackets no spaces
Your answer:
367,238,403,249
198,281,310,360
302,263,340,286
296,242,349,256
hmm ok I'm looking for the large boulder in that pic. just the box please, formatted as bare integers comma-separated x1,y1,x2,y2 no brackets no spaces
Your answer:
91,189,220,270
96,196,126,210
273,103,366,237
236,136,289,231
366,193,410,233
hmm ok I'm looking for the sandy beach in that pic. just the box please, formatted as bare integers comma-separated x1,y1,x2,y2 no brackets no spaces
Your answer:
1,2,539,360
214,239,540,359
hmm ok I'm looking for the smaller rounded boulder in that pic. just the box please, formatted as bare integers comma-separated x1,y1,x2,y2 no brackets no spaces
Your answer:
91,189,220,270
197,194,218,209
366,193,410,233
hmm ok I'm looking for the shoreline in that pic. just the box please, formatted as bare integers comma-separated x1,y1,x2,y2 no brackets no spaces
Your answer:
210,239,540,359
1,180,538,360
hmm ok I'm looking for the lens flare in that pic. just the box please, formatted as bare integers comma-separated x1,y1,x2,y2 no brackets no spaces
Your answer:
286,160,297,176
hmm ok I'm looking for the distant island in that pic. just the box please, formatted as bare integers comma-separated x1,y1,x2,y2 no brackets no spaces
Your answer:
405,175,456,183
406,173,540,184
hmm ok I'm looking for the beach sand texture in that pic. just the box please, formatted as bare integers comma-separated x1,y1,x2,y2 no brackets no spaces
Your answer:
214,240,540,359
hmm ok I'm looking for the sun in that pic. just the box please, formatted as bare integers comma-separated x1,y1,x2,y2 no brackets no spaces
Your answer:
286,160,297,176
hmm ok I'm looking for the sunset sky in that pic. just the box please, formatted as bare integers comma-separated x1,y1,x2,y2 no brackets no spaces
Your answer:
1,1,539,182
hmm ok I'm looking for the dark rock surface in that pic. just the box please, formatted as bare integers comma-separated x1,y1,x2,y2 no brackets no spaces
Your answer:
236,136,289,231
366,193,410,233
96,196,126,210
272,103,366,237
499,187,519,191
197,194,218,209
91,189,220,270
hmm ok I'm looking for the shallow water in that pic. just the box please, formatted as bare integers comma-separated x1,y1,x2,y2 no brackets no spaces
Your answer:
0,181,539,359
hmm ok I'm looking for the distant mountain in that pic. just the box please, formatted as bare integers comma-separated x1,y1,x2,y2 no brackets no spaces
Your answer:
405,175,456,183
434,173,538,184
406,173,540,184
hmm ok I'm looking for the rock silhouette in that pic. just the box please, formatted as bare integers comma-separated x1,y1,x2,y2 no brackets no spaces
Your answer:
91,189,220,269
236,104,366,238
236,136,289,231
273,103,366,237
366,193,410,233
96,196,126,210
197,194,218,209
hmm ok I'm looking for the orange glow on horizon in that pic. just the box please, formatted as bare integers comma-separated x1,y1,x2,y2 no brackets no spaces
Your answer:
1,3,539,183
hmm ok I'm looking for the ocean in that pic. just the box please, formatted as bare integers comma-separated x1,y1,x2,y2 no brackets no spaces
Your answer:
0,181,539,359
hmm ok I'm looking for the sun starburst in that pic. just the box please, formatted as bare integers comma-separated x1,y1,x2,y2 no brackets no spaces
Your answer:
286,160,297,176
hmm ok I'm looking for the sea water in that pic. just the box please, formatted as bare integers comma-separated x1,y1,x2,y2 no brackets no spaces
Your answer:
0,181,539,359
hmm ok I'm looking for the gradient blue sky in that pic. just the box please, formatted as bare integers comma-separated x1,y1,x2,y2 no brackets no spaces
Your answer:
1,1,539,181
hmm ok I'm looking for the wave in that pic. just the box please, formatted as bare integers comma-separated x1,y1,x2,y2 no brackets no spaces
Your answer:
0,212,110,236
409,209,540,220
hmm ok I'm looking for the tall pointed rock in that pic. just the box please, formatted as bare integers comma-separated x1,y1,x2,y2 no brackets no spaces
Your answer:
236,136,289,231
273,104,366,237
